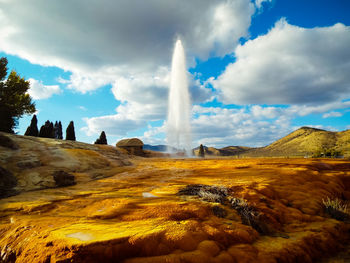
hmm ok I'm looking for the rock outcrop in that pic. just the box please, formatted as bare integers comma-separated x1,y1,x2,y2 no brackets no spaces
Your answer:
0,132,131,196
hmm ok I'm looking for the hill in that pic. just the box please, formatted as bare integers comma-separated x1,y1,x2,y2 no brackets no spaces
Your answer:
243,127,350,157
193,145,252,157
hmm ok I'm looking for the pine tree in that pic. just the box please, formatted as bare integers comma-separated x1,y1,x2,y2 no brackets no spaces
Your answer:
58,121,63,139
24,115,39,136
94,131,107,145
198,144,205,158
54,121,63,139
39,120,54,138
66,121,76,141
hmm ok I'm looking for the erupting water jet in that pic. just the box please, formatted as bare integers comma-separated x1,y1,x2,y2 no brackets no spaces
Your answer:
166,39,192,155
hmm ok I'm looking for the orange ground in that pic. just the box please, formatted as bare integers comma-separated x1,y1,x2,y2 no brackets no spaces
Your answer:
0,158,350,262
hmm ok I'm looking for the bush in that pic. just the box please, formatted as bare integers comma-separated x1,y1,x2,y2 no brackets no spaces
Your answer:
322,197,349,221
230,197,271,234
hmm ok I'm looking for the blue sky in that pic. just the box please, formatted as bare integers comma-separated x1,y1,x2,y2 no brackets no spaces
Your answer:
1,0,349,148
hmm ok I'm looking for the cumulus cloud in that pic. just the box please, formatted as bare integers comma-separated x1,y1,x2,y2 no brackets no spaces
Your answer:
191,105,292,147
213,19,350,105
0,0,254,85
28,78,61,99
82,106,146,137
1,0,252,136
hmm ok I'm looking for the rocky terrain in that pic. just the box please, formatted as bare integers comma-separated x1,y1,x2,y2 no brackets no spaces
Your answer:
1,133,350,262
0,132,132,198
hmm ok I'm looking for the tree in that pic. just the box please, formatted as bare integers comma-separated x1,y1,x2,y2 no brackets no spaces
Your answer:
198,144,205,158
39,120,54,138
57,121,63,139
24,114,39,136
94,131,107,145
54,121,63,139
0,57,36,133
66,121,76,141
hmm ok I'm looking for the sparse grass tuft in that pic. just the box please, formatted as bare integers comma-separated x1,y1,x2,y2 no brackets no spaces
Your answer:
322,197,349,221
178,184,228,204
198,189,223,203
230,197,271,234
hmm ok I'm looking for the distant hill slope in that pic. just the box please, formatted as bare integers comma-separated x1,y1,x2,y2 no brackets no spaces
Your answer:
143,144,178,152
243,127,350,157
193,145,252,157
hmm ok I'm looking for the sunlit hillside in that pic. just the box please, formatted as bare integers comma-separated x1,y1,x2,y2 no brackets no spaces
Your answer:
244,127,350,157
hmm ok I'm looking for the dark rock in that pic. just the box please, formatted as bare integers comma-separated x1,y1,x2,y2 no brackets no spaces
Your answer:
0,133,19,150
0,166,18,198
52,171,76,187
16,160,41,169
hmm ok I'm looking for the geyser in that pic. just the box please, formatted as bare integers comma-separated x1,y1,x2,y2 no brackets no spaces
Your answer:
166,39,192,155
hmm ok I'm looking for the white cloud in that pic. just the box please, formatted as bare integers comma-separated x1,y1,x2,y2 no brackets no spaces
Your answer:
82,108,146,137
27,78,61,99
213,19,350,105
78,106,87,111
255,0,272,9
0,0,255,93
191,106,291,147
322,111,343,118
288,101,350,116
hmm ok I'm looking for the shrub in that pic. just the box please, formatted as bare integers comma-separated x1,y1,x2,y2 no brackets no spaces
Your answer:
198,189,223,203
322,197,349,221
178,184,228,204
230,197,271,234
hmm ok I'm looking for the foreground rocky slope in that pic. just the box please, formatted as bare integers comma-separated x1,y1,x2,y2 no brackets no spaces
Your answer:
0,132,131,198
1,156,350,262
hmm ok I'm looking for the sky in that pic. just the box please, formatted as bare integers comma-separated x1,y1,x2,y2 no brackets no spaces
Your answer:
0,0,349,148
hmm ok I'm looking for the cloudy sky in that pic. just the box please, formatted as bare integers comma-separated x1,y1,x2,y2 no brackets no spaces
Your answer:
1,0,349,148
